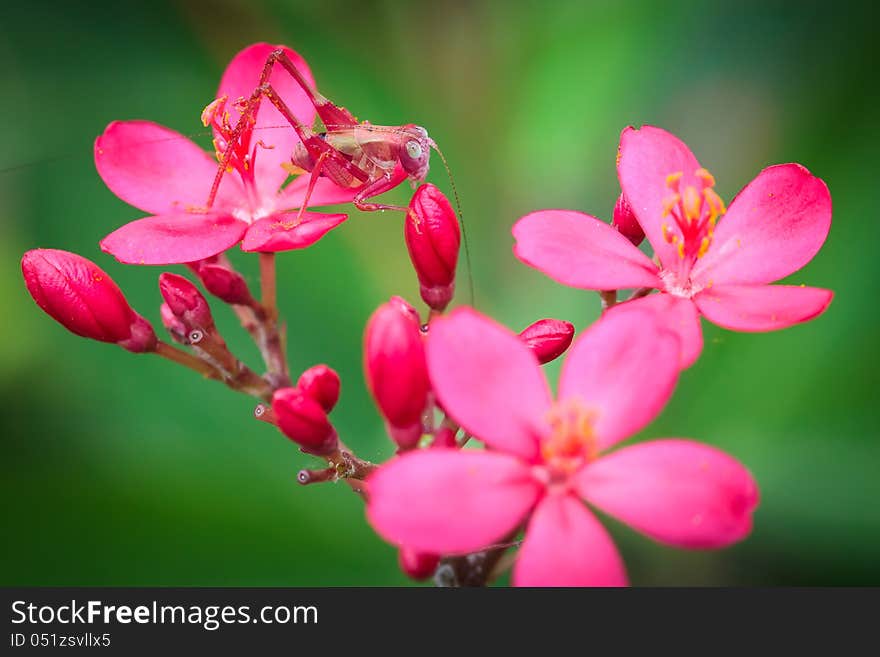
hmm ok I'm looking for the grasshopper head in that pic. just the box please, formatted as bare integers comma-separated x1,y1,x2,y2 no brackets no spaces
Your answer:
398,125,431,181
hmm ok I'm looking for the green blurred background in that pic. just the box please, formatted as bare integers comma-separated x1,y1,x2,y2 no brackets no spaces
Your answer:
1,0,877,585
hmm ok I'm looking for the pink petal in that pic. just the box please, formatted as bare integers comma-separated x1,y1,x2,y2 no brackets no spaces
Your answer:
276,173,360,209
366,449,541,554
559,306,680,451
240,212,348,252
94,120,243,215
100,213,248,265
607,293,703,368
217,43,317,203
691,164,832,286
617,126,703,271
512,210,661,290
694,284,833,332
427,308,553,461
577,439,759,549
513,493,627,587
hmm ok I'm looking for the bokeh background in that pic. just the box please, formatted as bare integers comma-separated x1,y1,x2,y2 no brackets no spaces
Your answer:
1,0,877,585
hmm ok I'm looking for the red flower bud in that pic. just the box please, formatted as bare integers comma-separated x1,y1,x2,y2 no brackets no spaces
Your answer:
21,248,156,353
398,547,440,581
296,365,341,413
612,193,645,246
405,184,461,311
271,387,338,456
194,260,255,306
119,314,159,353
519,318,575,364
390,295,421,325
432,426,459,449
160,303,188,344
158,273,214,331
364,299,429,447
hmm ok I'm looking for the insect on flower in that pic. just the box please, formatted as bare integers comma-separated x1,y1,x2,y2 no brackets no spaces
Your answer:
202,45,457,220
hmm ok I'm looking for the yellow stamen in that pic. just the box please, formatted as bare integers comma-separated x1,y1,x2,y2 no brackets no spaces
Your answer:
661,194,680,218
704,188,726,219
542,399,598,470
695,167,716,187
697,236,710,259
200,96,227,128
683,186,701,222
665,171,683,189
677,241,685,259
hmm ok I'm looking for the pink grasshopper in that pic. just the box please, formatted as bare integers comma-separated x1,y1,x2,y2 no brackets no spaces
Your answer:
204,49,444,219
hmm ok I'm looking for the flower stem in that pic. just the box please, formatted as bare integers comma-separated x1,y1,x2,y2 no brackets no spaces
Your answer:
255,252,290,387
599,290,617,313
435,534,522,587
628,286,653,301
260,253,277,320
154,341,223,380
155,341,271,401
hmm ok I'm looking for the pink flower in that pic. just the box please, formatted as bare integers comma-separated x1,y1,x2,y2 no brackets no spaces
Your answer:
513,126,833,367
22,249,157,353
366,307,758,586
96,43,358,265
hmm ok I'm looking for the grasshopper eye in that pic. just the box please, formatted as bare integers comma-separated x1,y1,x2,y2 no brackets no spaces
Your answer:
405,140,423,160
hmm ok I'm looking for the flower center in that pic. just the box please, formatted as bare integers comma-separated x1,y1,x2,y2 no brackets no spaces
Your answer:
201,96,278,220
540,398,598,479
660,168,726,267
202,96,253,177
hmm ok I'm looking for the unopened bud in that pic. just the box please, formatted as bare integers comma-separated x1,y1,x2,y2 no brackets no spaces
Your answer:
390,295,421,325
194,260,255,306
296,365,341,413
399,547,440,581
364,299,429,448
612,193,645,246
160,303,188,344
21,248,156,353
432,426,458,449
118,314,159,353
405,184,460,311
272,387,338,456
519,318,575,365
158,273,214,331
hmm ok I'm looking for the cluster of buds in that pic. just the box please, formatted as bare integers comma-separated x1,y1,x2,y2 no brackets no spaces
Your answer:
158,272,271,398
22,247,277,401
270,365,341,457
363,298,576,454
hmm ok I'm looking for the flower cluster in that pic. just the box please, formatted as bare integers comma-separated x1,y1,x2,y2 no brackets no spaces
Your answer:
21,42,831,586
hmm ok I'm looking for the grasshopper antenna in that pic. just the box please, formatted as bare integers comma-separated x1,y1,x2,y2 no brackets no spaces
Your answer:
428,139,475,308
